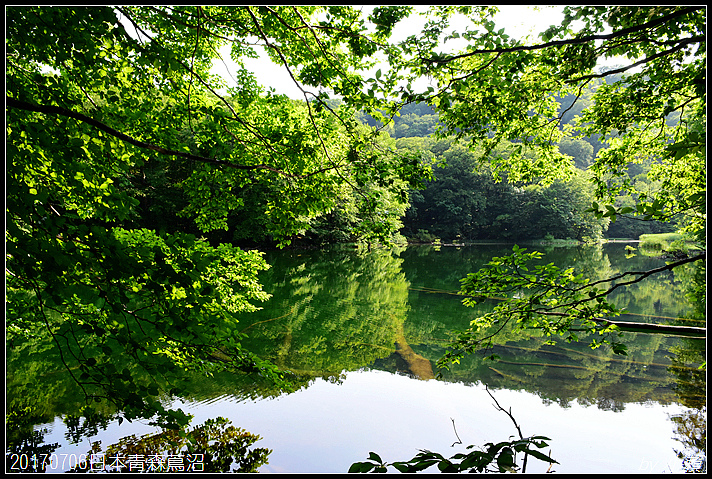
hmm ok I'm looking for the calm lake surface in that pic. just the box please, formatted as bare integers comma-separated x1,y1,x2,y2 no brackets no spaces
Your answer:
8,243,706,473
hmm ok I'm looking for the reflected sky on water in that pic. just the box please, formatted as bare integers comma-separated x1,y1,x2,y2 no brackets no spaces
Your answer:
12,244,705,473
38,368,693,473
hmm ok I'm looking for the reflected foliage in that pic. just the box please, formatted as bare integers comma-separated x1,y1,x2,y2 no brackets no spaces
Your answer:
439,243,704,376
7,244,705,470
6,403,60,473
68,417,270,473
234,246,411,377
667,260,706,473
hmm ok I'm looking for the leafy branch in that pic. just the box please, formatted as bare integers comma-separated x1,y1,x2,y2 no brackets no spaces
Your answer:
421,7,703,66
568,36,705,84
6,97,303,177
437,245,705,368
349,386,557,473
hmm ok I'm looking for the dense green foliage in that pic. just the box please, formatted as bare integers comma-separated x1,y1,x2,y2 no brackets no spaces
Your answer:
5,5,706,472
342,5,707,367
396,137,607,242
6,6,430,427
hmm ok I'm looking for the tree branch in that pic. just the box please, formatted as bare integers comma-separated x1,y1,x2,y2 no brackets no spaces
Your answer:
567,36,704,84
6,96,304,178
423,7,703,66
584,252,705,297
535,311,706,338
484,385,528,473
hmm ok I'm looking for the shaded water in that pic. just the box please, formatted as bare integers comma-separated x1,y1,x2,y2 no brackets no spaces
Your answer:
7,243,706,473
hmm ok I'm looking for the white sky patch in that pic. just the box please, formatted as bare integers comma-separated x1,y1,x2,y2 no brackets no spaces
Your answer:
209,6,639,100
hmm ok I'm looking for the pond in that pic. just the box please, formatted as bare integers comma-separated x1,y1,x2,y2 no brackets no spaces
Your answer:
6,243,706,473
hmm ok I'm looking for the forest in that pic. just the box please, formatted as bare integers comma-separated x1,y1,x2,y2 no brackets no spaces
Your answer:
6,5,706,473
369,95,678,244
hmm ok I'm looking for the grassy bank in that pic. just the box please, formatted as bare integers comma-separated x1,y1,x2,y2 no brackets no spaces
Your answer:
638,232,696,251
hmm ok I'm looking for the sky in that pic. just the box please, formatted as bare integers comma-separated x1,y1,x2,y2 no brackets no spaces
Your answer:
210,5,567,99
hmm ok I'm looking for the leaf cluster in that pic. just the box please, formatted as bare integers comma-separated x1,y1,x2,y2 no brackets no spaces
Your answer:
349,436,556,473
438,245,630,369
69,417,271,473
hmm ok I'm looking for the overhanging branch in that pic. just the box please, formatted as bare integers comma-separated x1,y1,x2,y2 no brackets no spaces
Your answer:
567,36,704,83
424,6,703,66
538,311,706,338
6,96,303,178
593,318,705,338
587,252,705,298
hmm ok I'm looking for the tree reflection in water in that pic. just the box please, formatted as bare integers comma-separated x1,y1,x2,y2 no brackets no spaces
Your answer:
6,244,706,472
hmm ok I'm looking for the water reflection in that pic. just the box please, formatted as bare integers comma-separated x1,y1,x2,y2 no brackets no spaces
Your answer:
6,243,705,472
229,244,702,408
235,246,410,377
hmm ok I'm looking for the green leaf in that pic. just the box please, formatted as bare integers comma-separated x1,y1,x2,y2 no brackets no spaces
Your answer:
611,342,628,355
496,448,516,471
348,462,375,473
522,448,558,463
391,462,411,473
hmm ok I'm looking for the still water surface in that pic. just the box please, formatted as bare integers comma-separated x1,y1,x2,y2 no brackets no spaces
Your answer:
13,243,706,473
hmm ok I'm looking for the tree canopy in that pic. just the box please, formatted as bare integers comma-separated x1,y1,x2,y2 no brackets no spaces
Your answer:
6,5,706,429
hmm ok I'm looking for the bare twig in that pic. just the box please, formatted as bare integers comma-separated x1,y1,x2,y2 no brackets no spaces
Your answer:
485,385,529,473
450,418,463,447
